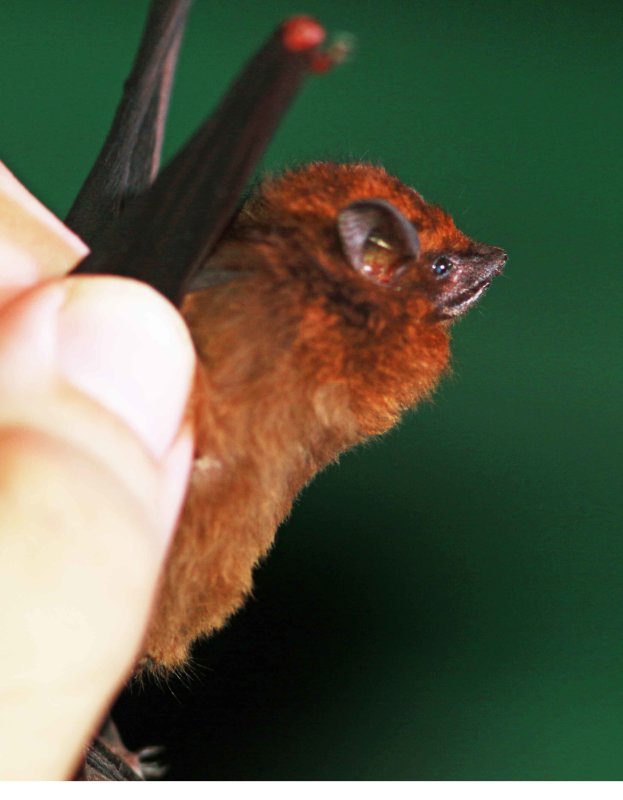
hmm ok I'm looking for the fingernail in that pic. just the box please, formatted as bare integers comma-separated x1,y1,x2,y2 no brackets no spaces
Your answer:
57,277,195,459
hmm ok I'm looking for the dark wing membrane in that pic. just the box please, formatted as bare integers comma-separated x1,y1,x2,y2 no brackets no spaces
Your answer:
73,14,326,307
66,0,192,248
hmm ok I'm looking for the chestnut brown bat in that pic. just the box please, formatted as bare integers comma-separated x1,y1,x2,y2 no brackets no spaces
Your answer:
68,2,506,672
141,162,506,667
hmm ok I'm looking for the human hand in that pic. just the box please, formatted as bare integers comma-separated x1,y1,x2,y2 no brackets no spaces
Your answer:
0,163,195,779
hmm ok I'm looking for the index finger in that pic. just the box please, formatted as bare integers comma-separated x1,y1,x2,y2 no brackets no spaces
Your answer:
0,163,89,305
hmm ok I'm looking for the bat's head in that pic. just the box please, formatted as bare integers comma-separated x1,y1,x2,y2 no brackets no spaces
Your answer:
189,163,506,436
235,162,506,324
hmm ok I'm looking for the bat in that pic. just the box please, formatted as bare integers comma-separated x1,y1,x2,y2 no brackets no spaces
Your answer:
66,0,505,775
140,162,506,668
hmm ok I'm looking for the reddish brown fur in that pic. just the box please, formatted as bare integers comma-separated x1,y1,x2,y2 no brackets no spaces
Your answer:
142,163,472,667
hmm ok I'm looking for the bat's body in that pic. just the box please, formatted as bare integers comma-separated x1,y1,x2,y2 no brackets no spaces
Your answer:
143,162,506,667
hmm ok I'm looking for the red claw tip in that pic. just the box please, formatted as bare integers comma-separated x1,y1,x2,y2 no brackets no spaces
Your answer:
310,53,333,74
281,16,326,52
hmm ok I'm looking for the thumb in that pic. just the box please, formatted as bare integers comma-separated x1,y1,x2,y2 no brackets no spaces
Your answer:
0,276,195,779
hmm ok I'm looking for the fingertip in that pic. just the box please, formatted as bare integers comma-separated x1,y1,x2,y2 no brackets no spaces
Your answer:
0,162,88,297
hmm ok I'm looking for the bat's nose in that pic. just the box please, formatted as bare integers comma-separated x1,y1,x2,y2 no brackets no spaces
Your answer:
494,248,508,269
477,245,507,276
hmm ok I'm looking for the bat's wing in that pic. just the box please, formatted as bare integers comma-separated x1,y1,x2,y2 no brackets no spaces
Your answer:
66,0,192,249
71,5,329,306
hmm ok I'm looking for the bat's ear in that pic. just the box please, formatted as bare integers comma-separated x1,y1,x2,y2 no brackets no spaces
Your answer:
337,199,420,287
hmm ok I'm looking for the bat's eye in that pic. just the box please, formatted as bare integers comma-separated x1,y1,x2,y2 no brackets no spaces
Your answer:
432,256,453,277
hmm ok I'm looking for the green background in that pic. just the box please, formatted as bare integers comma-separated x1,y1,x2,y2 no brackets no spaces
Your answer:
3,0,622,780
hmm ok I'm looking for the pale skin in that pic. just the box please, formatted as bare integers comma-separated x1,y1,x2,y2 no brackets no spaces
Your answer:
0,163,196,779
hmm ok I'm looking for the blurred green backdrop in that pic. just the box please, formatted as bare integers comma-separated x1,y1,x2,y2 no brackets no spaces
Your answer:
3,0,622,780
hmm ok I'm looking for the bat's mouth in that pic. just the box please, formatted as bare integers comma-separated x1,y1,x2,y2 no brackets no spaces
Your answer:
437,277,493,319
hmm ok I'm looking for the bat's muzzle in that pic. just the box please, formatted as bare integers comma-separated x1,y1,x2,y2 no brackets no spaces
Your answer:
433,245,507,320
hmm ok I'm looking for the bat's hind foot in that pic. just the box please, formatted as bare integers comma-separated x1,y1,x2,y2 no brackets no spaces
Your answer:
74,717,166,781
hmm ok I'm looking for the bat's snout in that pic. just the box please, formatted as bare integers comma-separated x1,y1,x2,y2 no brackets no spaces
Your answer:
473,244,507,279
431,243,507,320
